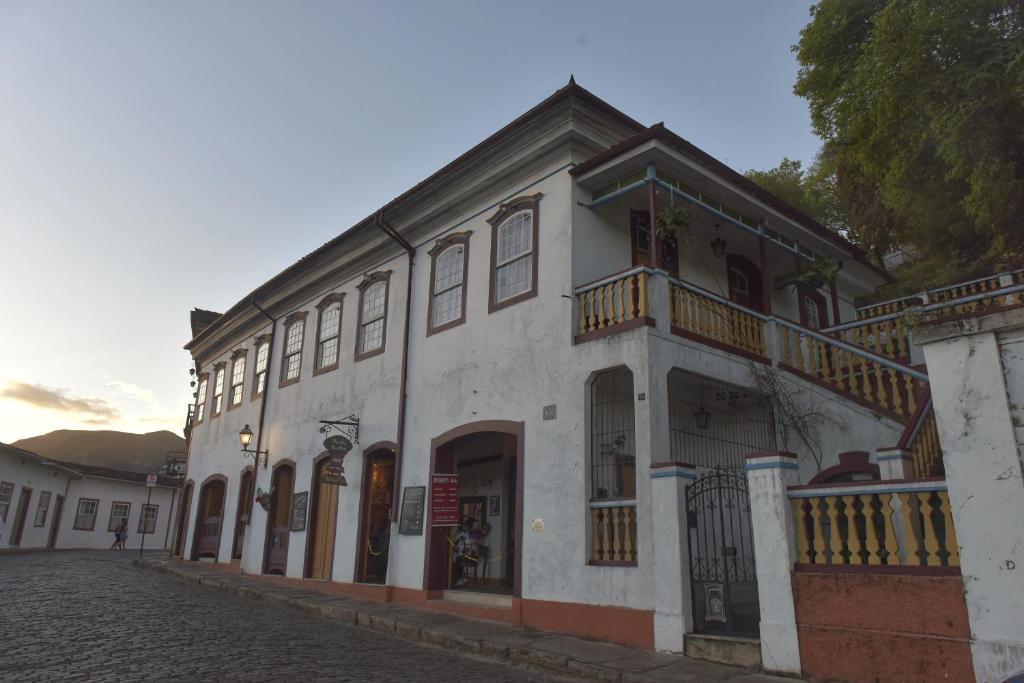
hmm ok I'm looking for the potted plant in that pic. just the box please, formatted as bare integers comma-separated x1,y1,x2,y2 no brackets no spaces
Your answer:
255,486,275,511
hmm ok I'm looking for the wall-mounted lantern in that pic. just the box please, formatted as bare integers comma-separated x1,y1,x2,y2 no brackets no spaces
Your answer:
239,424,269,469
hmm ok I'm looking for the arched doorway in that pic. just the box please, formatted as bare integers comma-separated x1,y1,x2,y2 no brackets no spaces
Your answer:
263,461,294,575
425,421,523,597
173,482,193,557
191,476,226,561
232,468,253,560
355,446,395,584
305,455,340,580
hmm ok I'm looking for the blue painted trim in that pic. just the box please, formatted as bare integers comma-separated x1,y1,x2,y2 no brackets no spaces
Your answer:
788,484,947,499
745,461,800,472
650,469,697,480
876,454,908,462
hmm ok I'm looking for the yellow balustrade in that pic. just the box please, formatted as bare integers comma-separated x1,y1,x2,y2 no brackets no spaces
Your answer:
790,487,959,568
576,271,649,338
589,503,638,564
909,408,943,478
668,283,766,356
832,318,912,362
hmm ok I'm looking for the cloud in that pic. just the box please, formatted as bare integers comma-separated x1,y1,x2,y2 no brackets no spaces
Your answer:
0,381,121,423
106,380,159,405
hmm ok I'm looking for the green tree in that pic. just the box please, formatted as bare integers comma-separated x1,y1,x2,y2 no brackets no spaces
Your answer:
745,155,850,239
793,0,1024,281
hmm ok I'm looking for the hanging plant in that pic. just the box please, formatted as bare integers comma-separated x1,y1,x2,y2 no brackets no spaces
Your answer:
255,486,275,511
774,257,841,291
654,206,693,242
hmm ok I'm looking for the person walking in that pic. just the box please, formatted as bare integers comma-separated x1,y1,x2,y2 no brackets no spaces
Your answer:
115,518,128,550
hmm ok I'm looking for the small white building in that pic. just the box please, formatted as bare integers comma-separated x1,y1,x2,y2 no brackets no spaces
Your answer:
0,442,181,551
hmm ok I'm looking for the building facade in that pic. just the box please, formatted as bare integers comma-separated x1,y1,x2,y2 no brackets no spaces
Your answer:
178,81,943,659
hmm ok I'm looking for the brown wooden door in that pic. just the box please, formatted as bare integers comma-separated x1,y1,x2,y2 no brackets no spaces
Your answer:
10,487,32,546
264,465,293,575
307,459,339,580
173,485,192,557
233,470,253,559
48,495,64,548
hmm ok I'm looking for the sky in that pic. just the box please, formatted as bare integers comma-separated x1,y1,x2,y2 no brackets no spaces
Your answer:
0,1,821,443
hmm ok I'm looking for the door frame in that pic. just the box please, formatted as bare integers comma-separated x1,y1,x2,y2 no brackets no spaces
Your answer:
190,474,227,561
232,467,254,560
262,459,295,575
423,420,524,598
353,442,397,584
304,452,340,580
173,482,193,557
10,486,32,546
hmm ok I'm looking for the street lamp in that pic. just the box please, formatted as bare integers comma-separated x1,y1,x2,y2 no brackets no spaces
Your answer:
239,424,269,469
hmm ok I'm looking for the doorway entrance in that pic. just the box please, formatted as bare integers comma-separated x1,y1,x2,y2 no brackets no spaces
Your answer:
192,477,226,560
174,483,193,557
426,423,523,598
263,462,294,575
686,469,759,638
48,494,64,548
305,457,340,580
232,469,253,560
9,487,31,546
355,449,395,584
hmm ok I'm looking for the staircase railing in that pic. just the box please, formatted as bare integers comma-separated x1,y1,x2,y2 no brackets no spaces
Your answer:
668,280,766,356
856,268,1024,320
898,396,943,478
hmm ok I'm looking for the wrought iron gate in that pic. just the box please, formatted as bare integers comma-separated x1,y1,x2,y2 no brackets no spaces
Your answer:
685,469,759,637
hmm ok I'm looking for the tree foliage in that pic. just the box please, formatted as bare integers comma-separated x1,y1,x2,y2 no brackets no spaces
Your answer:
745,155,849,238
790,0,1024,282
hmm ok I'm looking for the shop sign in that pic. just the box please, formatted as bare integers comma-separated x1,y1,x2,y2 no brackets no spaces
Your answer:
429,474,459,527
399,485,425,536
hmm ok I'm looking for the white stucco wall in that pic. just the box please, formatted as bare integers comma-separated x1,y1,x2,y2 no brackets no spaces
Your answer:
0,454,72,549
57,479,178,551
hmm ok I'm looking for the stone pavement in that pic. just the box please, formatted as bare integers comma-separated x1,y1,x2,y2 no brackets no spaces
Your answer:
132,554,795,683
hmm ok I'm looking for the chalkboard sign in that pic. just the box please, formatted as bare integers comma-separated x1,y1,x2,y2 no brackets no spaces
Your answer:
398,486,425,536
290,491,308,532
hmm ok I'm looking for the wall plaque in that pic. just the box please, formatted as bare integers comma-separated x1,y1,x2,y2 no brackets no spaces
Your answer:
398,485,426,536
429,474,460,527
290,491,308,532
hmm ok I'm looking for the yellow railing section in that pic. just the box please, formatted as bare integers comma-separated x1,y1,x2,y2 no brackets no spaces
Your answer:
576,269,650,337
857,269,1024,320
668,282,766,356
790,485,959,568
907,406,943,478
779,324,926,420
830,318,911,363
590,501,638,564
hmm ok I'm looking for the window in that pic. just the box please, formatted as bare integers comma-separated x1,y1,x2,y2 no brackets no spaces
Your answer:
726,254,765,313
428,232,471,334
34,491,51,527
138,504,158,534
73,498,99,530
194,374,209,423
252,335,270,398
211,364,226,416
314,294,344,374
229,351,246,408
488,194,541,312
0,481,12,522
279,311,308,386
108,501,131,532
356,272,390,360
799,287,829,330
728,266,751,307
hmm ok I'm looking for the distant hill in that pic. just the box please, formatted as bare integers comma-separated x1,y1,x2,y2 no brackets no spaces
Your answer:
11,429,186,474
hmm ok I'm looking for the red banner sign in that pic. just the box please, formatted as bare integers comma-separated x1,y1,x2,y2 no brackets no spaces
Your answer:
429,474,460,527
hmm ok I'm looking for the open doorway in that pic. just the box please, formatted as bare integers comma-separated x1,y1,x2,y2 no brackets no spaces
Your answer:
263,462,294,575
355,448,395,584
191,477,226,561
426,423,523,598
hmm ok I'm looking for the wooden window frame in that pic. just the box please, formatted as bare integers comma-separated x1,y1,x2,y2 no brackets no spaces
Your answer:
228,349,247,410
193,373,209,425
251,335,271,401
798,286,830,330
488,194,542,313
137,504,159,534
0,481,13,522
210,362,227,418
33,491,51,527
279,311,309,388
73,498,100,531
313,293,345,376
107,501,131,532
725,253,765,314
427,231,472,336
354,271,391,362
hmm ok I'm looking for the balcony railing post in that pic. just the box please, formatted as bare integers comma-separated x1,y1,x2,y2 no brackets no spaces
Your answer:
648,269,671,333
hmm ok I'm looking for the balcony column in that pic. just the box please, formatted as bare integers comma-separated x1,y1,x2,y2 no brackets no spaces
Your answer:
757,225,773,315
649,462,696,652
647,164,660,268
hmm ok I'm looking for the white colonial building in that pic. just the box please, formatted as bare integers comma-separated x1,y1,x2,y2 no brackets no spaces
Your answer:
0,442,180,551
177,80,1024,681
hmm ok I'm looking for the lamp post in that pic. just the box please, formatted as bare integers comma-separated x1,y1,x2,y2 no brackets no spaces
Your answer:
239,425,269,469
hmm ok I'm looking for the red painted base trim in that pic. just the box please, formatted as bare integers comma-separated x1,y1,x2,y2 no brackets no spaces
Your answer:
795,562,960,577
573,317,655,345
669,327,770,364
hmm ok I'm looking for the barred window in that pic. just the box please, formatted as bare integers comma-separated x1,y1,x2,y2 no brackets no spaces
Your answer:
230,355,246,406
253,341,269,396
74,499,99,530
282,319,305,381
358,281,387,356
315,298,342,371
0,482,12,522
211,366,226,416
108,501,130,532
33,491,51,527
494,211,533,303
590,368,636,500
194,376,209,423
138,504,158,534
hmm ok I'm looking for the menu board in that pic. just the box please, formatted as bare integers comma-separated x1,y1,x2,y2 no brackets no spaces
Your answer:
398,486,425,536
429,474,460,527
290,491,308,532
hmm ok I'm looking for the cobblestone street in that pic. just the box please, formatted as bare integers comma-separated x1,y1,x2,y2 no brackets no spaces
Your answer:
0,551,562,682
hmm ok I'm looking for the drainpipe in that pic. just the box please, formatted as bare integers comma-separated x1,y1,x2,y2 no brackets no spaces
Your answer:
374,213,415,524
249,297,277,572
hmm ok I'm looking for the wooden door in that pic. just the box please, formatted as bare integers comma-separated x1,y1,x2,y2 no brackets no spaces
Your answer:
265,465,293,575
10,487,31,546
630,210,679,276
307,459,339,580
233,470,253,559
48,495,64,548
174,485,192,557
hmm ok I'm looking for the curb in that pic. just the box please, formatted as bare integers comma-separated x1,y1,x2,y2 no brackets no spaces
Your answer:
132,558,646,682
